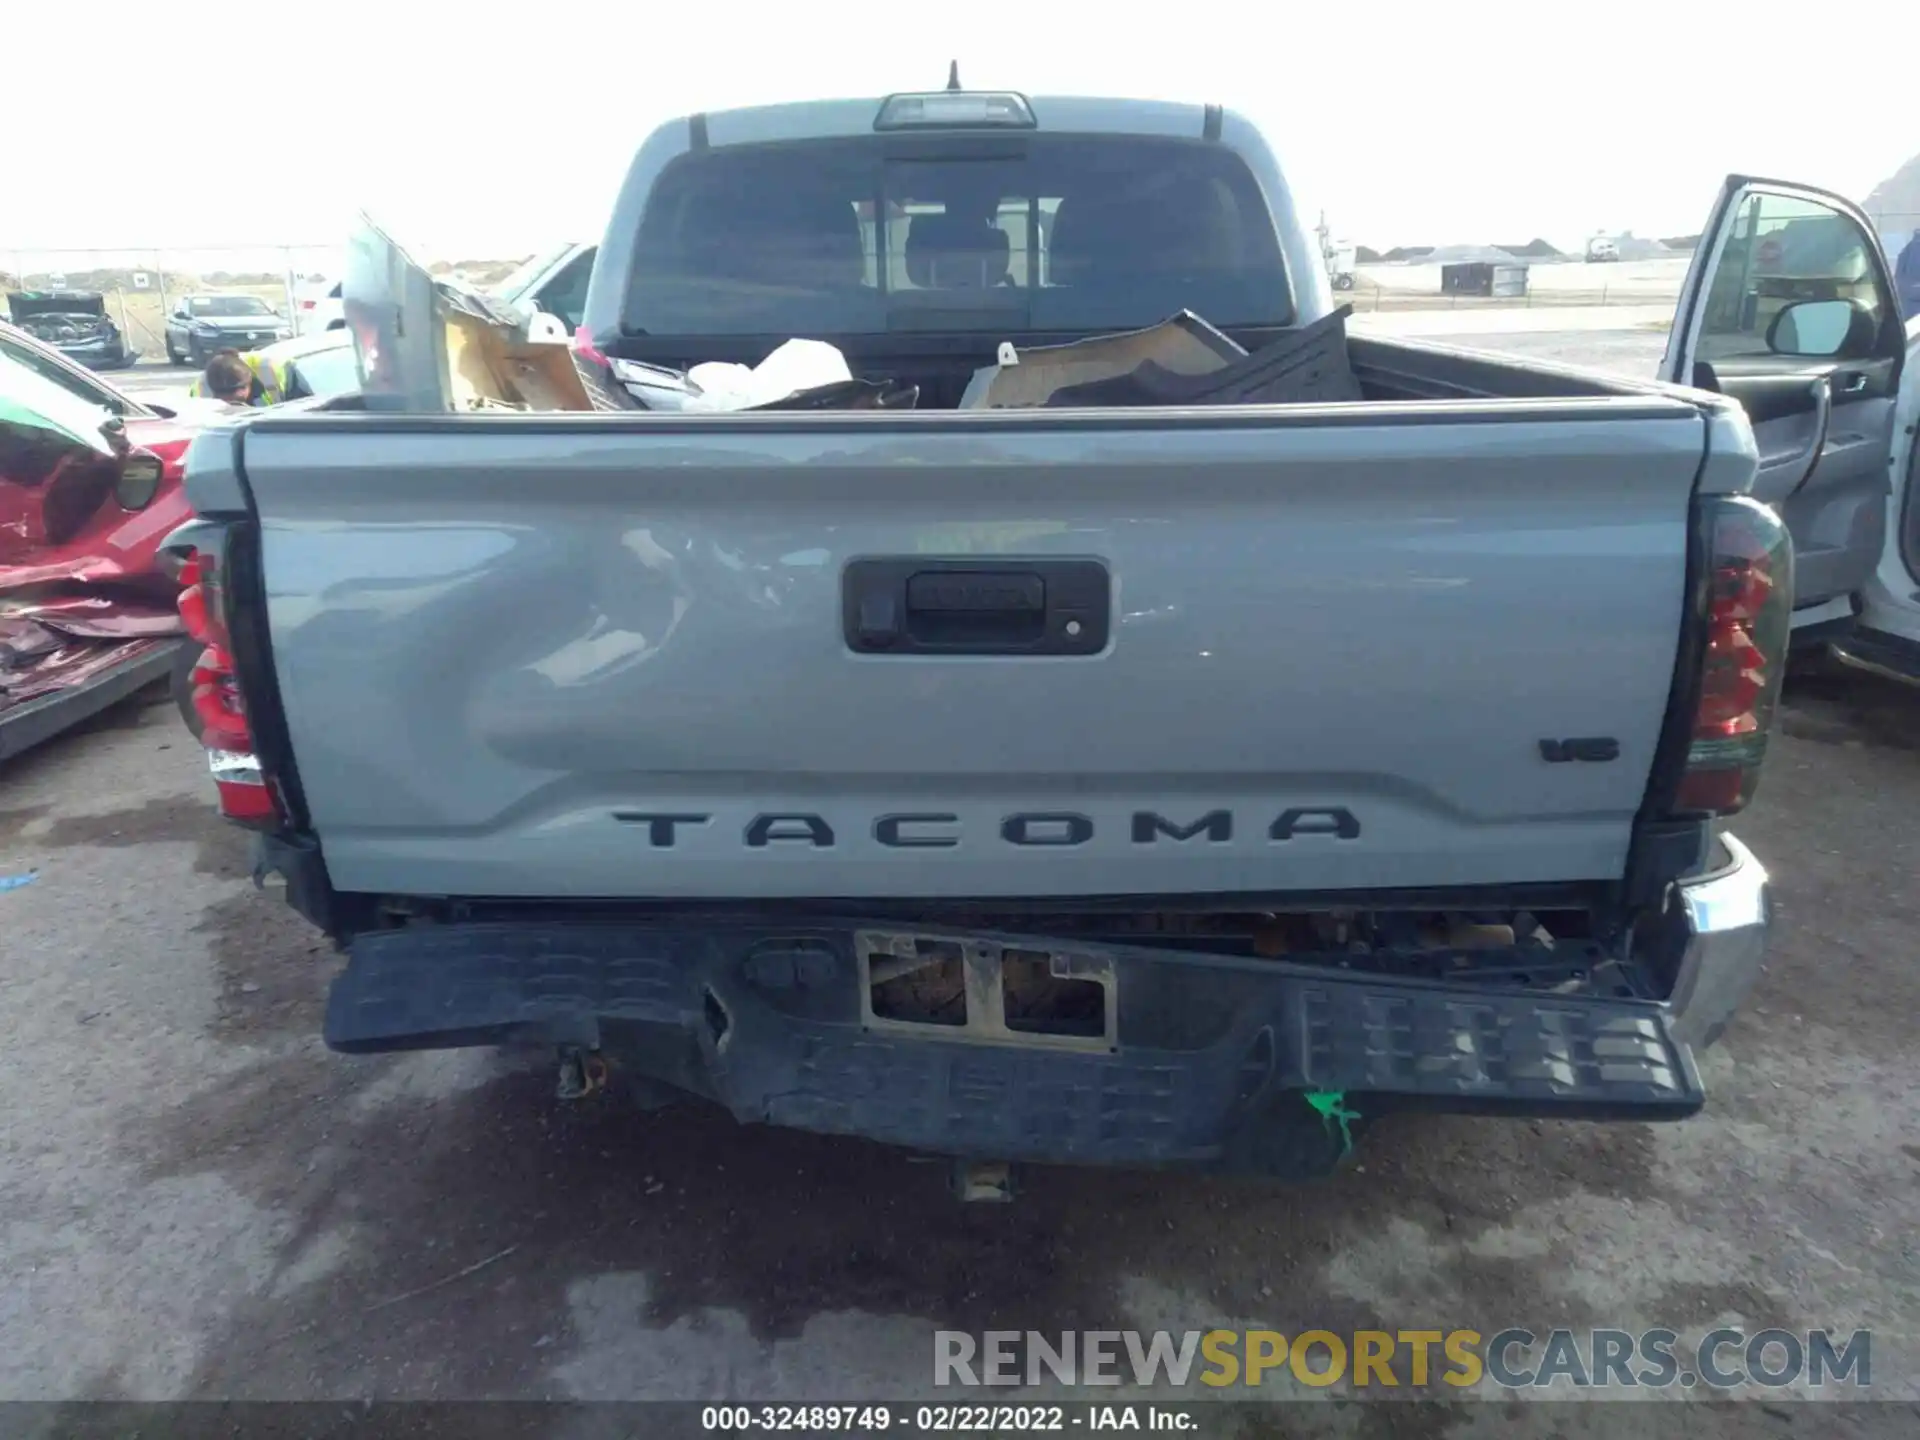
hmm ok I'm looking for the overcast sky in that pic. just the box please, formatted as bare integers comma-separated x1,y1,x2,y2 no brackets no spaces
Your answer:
10,1,1914,267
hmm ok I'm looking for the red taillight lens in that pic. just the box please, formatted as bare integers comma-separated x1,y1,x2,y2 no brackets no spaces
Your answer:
1695,620,1766,736
176,545,283,829
190,643,252,753
177,552,224,646
1672,497,1793,817
299,299,317,310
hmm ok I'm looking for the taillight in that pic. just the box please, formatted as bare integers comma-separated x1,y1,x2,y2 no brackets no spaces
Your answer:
1671,497,1793,817
177,548,283,829
299,299,317,310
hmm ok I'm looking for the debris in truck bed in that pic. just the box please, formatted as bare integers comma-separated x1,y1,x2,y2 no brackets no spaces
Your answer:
343,214,594,414
760,378,920,411
960,306,1364,409
439,288,593,413
1048,307,1364,408
604,342,919,413
597,359,696,411
688,339,851,408
958,310,1245,409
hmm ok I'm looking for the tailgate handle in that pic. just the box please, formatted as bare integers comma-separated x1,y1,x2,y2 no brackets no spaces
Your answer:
844,558,1109,656
905,571,1044,616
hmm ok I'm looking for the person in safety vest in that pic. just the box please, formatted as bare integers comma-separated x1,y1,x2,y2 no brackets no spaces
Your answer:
194,348,280,406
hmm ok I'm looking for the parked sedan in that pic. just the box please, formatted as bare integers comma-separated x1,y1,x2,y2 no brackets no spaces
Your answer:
163,293,292,366
5,291,135,370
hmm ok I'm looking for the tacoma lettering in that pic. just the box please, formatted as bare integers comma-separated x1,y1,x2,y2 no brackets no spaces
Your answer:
1268,808,1362,841
874,813,959,848
1001,812,1095,846
612,812,712,847
746,814,836,848
1132,810,1232,843
614,809,1365,846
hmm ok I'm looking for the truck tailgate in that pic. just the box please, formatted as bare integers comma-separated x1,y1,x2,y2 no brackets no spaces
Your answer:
221,402,1709,899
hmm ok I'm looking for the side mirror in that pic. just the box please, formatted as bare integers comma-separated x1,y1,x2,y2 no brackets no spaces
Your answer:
1766,298,1861,358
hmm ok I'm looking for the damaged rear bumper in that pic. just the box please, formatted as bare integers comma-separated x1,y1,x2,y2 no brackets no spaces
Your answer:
322,899,1738,1175
1666,832,1771,1051
54,337,133,370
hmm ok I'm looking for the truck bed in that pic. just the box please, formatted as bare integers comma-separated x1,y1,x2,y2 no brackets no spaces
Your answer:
186,342,1753,904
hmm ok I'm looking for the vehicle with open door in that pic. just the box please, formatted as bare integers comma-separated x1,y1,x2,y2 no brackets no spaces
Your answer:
1662,175,1920,681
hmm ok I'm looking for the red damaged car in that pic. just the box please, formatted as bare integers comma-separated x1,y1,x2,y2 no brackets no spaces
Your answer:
0,320,222,761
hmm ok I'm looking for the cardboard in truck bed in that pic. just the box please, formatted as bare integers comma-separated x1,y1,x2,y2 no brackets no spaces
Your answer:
441,304,593,412
343,214,592,413
1045,307,1363,408
958,311,1246,409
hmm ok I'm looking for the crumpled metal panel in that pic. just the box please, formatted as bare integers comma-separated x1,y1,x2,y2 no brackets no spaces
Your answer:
2,331,202,732
0,619,173,709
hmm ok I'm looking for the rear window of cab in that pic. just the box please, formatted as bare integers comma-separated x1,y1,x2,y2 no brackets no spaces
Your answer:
622,134,1292,337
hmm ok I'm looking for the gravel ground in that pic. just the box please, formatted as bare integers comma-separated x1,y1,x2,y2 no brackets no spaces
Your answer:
2,327,1917,1432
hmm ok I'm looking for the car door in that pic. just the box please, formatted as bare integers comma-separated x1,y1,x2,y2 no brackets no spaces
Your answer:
1662,175,1906,635
1828,318,1920,681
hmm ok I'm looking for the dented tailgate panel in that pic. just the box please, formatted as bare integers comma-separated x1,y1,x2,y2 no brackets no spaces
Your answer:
235,404,1705,899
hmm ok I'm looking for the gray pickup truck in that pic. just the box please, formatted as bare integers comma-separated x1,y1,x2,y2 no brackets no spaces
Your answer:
171,87,1794,1185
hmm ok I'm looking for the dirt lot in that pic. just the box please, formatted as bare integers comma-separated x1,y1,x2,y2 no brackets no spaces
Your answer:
1,655,1916,1428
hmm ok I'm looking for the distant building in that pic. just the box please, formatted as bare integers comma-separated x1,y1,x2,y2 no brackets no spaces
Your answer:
1589,232,1673,261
